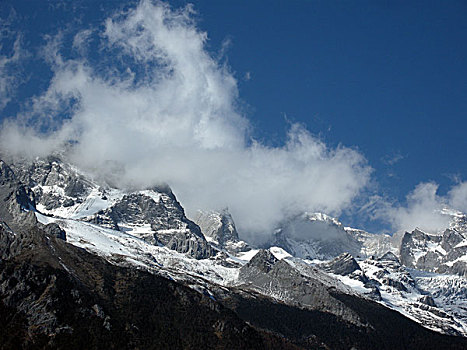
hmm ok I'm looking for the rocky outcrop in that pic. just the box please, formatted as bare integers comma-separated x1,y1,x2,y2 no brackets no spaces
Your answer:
86,191,215,259
320,253,361,276
43,222,67,240
0,160,37,231
8,157,93,212
420,295,437,307
400,228,467,277
194,209,249,253
239,249,278,280
379,251,400,263
238,250,364,326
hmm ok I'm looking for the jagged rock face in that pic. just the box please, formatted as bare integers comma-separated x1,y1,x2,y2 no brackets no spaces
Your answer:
0,160,15,183
43,223,67,240
420,295,437,307
3,157,467,342
400,229,440,268
194,210,249,254
323,251,467,336
345,227,397,258
368,254,417,292
238,250,364,326
441,229,464,251
9,157,93,212
318,253,370,287
0,161,37,231
379,251,401,264
8,157,215,259
156,229,215,260
355,254,467,336
87,191,215,259
320,253,361,276
0,164,294,349
3,217,463,350
400,228,467,277
240,249,278,276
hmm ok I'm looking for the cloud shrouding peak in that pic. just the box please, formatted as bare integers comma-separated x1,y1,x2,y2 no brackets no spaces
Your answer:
0,0,372,242
376,181,467,235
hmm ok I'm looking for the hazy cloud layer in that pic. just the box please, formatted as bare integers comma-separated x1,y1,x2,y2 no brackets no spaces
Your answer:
0,0,374,241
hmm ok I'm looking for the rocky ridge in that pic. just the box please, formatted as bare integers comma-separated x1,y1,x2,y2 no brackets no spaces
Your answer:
400,219,467,277
1,156,467,348
194,209,249,254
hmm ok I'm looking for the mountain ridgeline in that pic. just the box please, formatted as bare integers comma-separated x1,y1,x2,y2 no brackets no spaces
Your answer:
1,156,467,349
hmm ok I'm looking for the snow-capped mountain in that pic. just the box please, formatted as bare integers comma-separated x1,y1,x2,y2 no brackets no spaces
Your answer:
399,212,467,277
2,155,467,348
270,212,396,260
194,209,250,254
10,156,215,259
322,252,467,336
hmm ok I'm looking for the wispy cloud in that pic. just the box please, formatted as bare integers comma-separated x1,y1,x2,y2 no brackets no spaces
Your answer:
381,151,405,166
0,29,26,110
0,0,371,242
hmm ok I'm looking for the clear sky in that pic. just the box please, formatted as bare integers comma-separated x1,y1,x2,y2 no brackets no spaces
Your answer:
185,0,467,199
0,0,466,237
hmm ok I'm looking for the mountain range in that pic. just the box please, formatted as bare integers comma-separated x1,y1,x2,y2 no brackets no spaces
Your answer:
1,155,467,349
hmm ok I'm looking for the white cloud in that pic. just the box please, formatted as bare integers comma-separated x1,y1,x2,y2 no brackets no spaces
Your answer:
0,0,371,242
376,181,467,235
448,182,467,213
72,29,94,55
0,35,25,110
381,151,404,166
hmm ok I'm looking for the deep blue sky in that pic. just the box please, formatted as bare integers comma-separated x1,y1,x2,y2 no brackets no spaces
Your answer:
1,0,467,231
188,0,467,202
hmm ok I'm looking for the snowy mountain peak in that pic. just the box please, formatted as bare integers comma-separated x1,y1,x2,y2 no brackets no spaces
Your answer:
400,225,467,277
194,209,249,254
270,212,395,260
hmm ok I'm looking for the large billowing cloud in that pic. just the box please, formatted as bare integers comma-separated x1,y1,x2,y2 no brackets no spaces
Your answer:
0,0,371,242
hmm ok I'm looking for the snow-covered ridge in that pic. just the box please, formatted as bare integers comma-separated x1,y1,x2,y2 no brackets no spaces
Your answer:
5,156,467,337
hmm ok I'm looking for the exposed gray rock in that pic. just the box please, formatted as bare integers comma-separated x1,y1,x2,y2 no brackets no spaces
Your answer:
8,157,93,212
400,228,467,277
379,251,400,264
238,250,365,326
86,191,215,259
320,252,361,276
43,223,66,240
441,229,464,251
381,277,408,292
365,286,382,301
0,213,279,350
194,209,249,254
420,295,437,307
241,249,278,275
0,160,37,231
438,261,467,278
